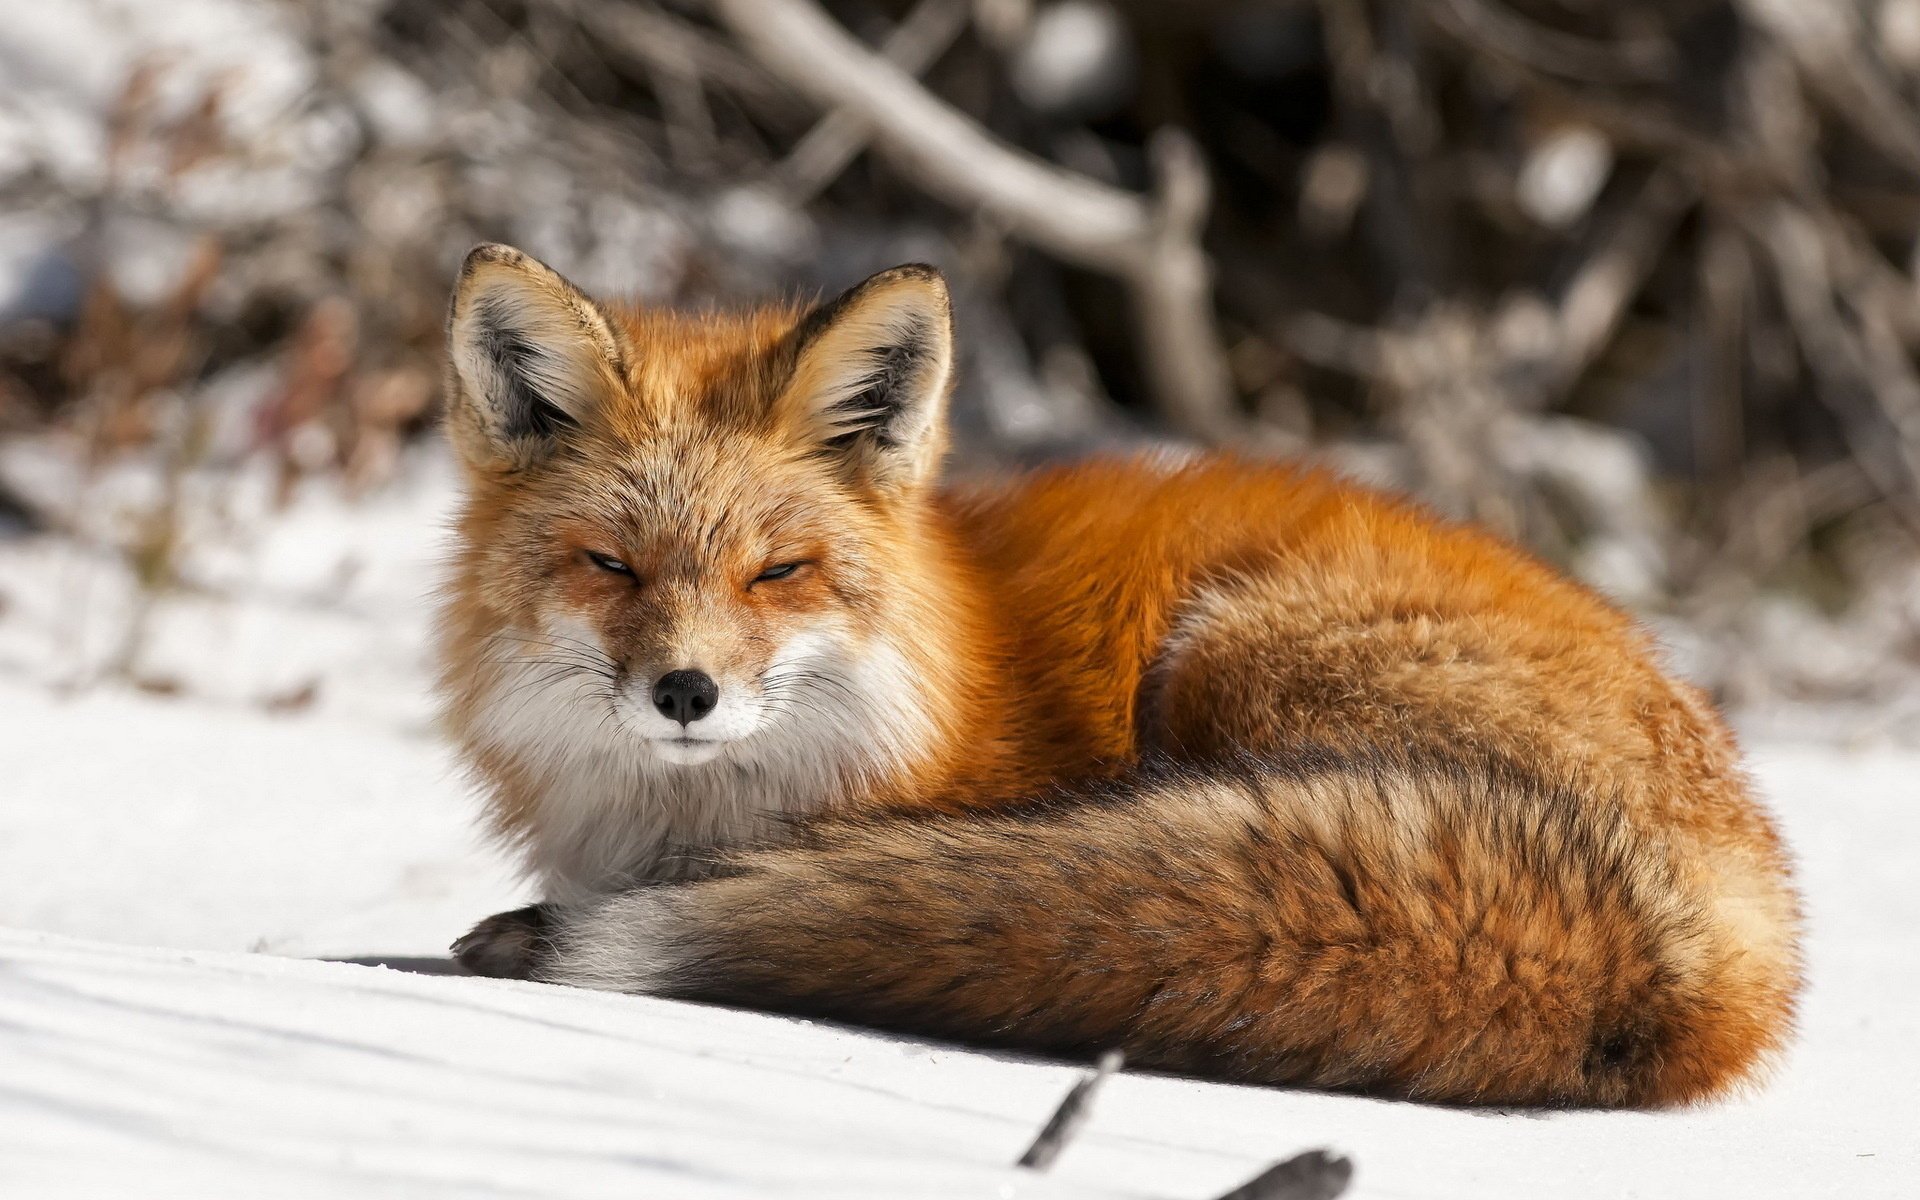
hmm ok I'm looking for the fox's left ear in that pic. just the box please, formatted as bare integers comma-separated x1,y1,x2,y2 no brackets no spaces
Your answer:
778,264,954,492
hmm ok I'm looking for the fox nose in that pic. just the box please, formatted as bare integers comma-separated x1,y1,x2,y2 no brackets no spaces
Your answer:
652,669,718,726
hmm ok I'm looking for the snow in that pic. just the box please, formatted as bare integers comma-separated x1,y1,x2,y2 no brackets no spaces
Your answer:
0,446,1917,1197
0,680,520,958
0,433,461,724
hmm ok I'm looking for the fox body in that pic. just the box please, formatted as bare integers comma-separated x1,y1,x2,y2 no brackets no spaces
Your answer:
436,245,1801,1107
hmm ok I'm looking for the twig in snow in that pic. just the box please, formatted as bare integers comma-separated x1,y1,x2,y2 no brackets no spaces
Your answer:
1208,1149,1354,1200
1015,1049,1122,1170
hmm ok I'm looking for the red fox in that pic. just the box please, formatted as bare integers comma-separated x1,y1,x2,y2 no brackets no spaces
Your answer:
436,244,1801,1107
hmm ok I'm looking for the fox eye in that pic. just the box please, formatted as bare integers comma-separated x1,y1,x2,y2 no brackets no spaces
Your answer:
754,561,804,583
585,550,634,577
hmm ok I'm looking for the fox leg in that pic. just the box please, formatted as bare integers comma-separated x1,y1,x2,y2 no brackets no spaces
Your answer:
453,903,554,978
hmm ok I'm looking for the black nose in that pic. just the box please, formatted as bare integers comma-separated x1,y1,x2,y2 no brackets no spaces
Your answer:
652,669,718,725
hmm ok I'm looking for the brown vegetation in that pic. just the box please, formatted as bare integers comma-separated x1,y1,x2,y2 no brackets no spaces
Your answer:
7,0,1920,712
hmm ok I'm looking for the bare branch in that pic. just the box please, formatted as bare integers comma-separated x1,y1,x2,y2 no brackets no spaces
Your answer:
546,0,789,111
713,0,1141,259
1547,166,1696,394
1428,0,1673,84
1130,129,1241,442
1750,200,1920,538
1739,0,1920,178
777,0,972,203
708,0,1242,439
1276,167,1691,534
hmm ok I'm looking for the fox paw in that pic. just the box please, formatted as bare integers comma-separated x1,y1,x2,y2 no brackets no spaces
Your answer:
452,904,553,979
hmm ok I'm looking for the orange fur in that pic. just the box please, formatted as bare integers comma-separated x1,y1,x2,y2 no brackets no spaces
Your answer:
436,247,1802,1107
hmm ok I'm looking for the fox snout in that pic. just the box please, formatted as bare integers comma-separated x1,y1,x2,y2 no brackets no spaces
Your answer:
609,657,768,764
652,669,720,726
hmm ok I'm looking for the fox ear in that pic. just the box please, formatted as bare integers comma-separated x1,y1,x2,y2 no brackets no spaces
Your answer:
778,264,954,491
444,244,627,471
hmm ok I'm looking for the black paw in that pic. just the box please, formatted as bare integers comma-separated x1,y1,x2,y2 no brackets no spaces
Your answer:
452,904,553,979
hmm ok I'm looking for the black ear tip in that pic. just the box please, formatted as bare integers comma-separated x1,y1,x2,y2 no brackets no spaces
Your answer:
459,242,529,279
867,263,951,322
881,262,948,291
795,263,954,346
844,263,948,301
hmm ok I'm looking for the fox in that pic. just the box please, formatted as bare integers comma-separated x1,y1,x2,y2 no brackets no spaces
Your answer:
435,243,1802,1107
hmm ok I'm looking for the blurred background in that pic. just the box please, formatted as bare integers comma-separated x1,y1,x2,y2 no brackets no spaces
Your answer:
8,0,1920,755
6,8,1918,1186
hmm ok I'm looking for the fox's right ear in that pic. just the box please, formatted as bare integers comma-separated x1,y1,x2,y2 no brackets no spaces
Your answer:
444,244,627,472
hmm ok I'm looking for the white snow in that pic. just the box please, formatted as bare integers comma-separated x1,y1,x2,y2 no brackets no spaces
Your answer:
0,445,1916,1197
0,679,521,958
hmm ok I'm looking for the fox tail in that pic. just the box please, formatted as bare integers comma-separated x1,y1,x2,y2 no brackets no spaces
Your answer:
541,749,1797,1107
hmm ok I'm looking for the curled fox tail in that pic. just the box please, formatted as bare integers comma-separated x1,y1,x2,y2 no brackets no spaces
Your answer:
540,748,1796,1107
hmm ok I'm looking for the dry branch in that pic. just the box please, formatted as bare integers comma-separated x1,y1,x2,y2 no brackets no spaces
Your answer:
1279,165,1691,534
1545,166,1696,396
1428,0,1673,85
1752,200,1920,537
776,0,972,203
707,0,1241,440
1738,0,1920,177
546,0,789,110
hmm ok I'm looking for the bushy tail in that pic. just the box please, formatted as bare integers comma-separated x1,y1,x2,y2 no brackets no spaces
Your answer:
544,750,1796,1106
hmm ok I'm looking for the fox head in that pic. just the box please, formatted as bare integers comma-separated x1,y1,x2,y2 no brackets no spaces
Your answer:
439,244,962,784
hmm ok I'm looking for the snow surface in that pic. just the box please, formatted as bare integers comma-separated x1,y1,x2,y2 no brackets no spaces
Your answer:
0,679,520,959
0,446,1916,1197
